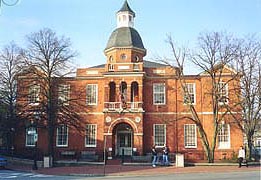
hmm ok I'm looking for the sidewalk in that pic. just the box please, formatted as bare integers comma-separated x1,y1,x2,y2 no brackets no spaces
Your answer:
6,163,261,177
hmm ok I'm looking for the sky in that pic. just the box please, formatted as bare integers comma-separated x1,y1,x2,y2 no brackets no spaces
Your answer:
0,0,260,74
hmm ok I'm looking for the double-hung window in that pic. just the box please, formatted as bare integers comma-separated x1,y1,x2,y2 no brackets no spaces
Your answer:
153,124,166,147
217,82,228,104
56,125,68,147
28,85,40,104
86,84,98,105
85,124,97,147
153,83,165,105
26,127,37,147
218,123,230,149
58,84,70,106
184,83,196,104
184,124,197,148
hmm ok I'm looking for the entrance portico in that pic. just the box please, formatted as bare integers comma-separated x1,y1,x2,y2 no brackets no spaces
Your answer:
104,117,143,157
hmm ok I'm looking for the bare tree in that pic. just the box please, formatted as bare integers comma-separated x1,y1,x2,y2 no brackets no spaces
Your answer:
229,36,261,160
17,28,85,164
0,42,23,152
164,32,240,163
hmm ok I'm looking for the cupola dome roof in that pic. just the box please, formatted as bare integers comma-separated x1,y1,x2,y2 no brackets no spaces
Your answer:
105,27,145,51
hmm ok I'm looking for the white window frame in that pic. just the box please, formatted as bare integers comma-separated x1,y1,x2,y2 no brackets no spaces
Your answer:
108,64,114,71
85,124,97,147
217,82,229,105
184,124,197,148
58,84,70,106
153,124,166,147
218,123,231,149
183,83,196,105
28,84,40,104
26,127,37,147
56,125,68,147
86,84,98,105
153,83,166,105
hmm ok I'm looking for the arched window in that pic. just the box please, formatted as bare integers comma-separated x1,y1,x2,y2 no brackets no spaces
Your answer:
129,15,132,21
109,82,116,102
119,82,127,109
131,82,139,102
123,15,126,21
121,53,127,60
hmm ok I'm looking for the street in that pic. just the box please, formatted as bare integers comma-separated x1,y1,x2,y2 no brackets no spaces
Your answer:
0,169,260,180
0,170,77,180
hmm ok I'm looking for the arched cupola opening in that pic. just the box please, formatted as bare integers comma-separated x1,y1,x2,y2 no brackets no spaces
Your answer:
119,81,127,103
131,82,139,102
109,82,116,102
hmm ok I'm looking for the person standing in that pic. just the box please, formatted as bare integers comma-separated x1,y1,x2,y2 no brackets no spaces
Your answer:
238,146,248,168
151,145,157,167
162,144,169,166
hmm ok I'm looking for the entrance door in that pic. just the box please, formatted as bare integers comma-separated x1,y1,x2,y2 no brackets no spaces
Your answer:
114,123,133,156
117,132,132,156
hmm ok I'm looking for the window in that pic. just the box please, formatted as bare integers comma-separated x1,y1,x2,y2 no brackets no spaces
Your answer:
129,15,132,21
217,82,228,104
184,124,197,148
153,124,166,147
218,123,230,149
86,84,98,105
121,54,127,60
184,83,196,104
153,83,165,105
109,56,113,62
134,56,139,62
28,85,40,104
26,127,37,147
85,124,97,147
123,15,126,21
108,64,114,71
56,125,68,147
58,84,70,105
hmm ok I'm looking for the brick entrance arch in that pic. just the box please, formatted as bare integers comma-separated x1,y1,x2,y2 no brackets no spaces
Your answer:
107,117,138,134
105,117,143,156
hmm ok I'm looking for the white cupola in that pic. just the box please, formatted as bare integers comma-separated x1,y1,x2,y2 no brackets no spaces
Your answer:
116,0,135,28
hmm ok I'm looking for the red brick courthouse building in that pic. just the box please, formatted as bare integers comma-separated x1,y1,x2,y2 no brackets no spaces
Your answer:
14,1,243,162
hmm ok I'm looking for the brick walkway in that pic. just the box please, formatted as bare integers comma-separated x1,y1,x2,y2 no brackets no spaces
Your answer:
6,163,260,177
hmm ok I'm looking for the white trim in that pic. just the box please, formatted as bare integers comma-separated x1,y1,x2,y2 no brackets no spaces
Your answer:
25,127,37,147
153,83,166,105
86,84,98,106
218,82,229,105
183,83,196,105
56,125,68,147
184,124,197,148
146,111,240,115
58,84,70,106
104,133,113,136
218,124,231,149
134,133,143,136
153,124,166,147
85,124,97,148
103,74,144,77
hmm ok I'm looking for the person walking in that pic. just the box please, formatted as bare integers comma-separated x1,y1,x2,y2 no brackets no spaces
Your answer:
162,144,169,166
238,146,248,168
151,145,157,167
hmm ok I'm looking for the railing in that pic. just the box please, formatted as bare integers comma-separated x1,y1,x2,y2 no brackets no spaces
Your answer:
104,102,143,112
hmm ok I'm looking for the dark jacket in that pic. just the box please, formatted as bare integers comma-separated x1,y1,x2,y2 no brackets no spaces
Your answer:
163,146,169,155
152,148,157,156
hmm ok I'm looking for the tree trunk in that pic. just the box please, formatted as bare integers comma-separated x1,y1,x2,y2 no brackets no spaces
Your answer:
247,136,253,161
